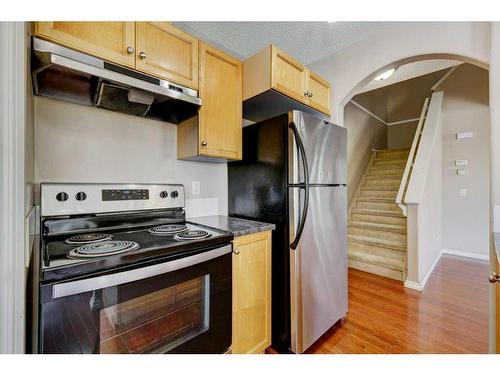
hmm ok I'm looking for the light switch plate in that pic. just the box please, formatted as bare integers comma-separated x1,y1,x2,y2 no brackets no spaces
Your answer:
455,159,468,166
459,188,467,198
457,169,466,175
457,131,473,140
191,181,201,195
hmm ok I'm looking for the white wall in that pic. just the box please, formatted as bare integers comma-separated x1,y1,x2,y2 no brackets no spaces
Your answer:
417,115,443,282
34,96,228,217
308,22,491,126
438,64,490,257
491,24,500,233
344,103,387,205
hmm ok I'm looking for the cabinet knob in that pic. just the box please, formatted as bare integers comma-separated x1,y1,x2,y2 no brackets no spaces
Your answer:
489,272,500,283
233,248,240,255
308,92,313,98
201,140,208,146
126,46,134,55
139,51,147,59
304,91,309,97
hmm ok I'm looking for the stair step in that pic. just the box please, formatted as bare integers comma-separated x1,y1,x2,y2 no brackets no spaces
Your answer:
348,259,404,281
349,220,406,234
375,150,410,161
348,241,405,271
348,226,407,242
351,212,406,226
373,159,407,167
356,199,400,211
369,168,404,177
348,234,406,252
351,208,405,218
364,177,401,189
360,188,398,199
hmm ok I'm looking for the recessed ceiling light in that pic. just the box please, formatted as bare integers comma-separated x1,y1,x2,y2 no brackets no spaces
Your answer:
374,68,396,81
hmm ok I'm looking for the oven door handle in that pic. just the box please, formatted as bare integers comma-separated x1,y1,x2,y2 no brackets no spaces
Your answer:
51,245,232,299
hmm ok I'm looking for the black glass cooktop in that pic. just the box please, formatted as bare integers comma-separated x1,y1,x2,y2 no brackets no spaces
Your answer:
41,222,232,283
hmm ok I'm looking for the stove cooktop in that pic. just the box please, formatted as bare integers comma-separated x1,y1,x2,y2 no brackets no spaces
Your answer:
41,222,232,282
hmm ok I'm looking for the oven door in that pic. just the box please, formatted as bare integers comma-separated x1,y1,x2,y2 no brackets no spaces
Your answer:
39,245,232,354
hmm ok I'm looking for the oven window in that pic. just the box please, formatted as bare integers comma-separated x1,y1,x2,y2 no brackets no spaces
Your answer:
40,251,232,354
98,275,210,354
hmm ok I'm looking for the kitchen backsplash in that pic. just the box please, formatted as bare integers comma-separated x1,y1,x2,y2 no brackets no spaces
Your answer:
33,96,228,217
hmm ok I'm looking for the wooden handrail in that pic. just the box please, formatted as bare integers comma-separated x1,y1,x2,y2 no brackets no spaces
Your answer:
395,97,430,216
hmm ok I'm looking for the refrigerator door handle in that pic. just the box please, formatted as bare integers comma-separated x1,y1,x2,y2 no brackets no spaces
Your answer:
290,186,309,250
289,122,310,250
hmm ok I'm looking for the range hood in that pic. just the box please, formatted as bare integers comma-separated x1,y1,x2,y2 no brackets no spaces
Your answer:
31,37,201,124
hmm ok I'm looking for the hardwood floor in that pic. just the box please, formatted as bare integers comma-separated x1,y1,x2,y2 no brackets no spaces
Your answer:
304,255,489,353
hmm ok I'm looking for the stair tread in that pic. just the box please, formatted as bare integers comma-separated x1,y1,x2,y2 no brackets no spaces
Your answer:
351,208,405,217
361,187,398,191
365,175,402,180
349,246,405,271
348,234,406,251
355,197,396,203
349,220,406,233
375,148,410,153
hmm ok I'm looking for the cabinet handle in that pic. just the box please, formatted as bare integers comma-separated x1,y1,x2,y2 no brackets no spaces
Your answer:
489,272,500,283
233,248,240,255
304,91,309,97
139,51,147,59
201,141,208,146
308,92,313,98
126,46,135,55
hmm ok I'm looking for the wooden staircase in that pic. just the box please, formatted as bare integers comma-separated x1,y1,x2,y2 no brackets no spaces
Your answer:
348,149,410,281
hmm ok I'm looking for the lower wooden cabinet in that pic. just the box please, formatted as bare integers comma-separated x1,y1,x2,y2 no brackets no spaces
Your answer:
232,231,272,354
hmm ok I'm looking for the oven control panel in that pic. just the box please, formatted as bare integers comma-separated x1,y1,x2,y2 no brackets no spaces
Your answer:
102,189,150,201
41,183,185,216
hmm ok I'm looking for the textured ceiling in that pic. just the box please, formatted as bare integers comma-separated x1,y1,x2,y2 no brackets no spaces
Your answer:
174,22,463,95
173,22,393,64
360,59,462,93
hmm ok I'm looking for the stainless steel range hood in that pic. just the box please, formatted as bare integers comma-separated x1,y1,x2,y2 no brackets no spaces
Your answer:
31,37,201,124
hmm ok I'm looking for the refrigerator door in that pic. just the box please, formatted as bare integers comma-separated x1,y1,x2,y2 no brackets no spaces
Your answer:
289,185,348,353
288,111,347,185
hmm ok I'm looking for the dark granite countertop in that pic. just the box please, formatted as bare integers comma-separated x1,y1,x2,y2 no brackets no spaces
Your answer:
189,215,275,238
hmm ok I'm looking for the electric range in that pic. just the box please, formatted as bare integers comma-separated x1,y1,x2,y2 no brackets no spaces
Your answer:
32,183,233,354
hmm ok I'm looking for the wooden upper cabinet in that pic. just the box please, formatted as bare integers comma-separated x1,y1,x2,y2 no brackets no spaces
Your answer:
232,231,272,354
177,43,242,161
34,22,136,68
306,69,331,115
135,22,198,89
199,43,242,160
243,44,331,116
270,45,307,104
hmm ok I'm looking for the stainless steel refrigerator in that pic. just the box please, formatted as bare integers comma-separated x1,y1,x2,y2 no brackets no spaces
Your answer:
228,110,347,353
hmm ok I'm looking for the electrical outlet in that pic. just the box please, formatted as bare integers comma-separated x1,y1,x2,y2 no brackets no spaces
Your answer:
459,188,467,198
191,181,201,196
457,169,466,175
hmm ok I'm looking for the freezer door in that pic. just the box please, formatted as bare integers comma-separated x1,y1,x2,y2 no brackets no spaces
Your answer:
289,186,348,353
288,111,347,185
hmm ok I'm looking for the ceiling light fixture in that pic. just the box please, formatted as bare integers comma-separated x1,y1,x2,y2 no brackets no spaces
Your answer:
374,68,396,81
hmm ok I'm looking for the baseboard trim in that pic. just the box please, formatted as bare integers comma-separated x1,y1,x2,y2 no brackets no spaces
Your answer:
404,249,444,291
442,248,489,261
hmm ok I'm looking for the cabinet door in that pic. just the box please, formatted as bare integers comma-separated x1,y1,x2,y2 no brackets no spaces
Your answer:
232,231,272,354
35,22,135,68
270,45,307,104
198,43,242,160
306,69,331,115
135,22,198,89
